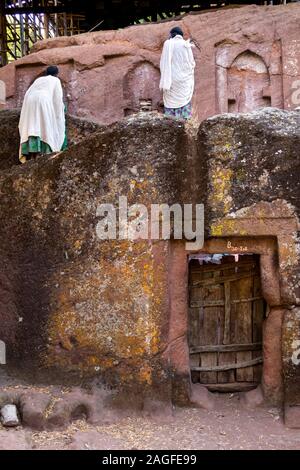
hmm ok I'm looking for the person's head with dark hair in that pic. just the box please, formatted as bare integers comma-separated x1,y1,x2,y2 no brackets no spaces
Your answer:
46,65,59,77
169,27,184,39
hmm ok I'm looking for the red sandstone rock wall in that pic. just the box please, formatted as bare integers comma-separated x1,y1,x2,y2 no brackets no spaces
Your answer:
0,108,299,418
1,4,300,124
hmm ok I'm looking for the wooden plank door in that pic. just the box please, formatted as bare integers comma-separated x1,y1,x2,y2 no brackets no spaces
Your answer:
188,254,265,392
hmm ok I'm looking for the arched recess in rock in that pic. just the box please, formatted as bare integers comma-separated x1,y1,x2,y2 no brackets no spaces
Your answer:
123,61,162,116
15,64,72,110
227,51,271,113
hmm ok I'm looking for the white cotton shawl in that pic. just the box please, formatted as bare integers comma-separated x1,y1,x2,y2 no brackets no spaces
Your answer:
19,75,65,152
159,35,195,109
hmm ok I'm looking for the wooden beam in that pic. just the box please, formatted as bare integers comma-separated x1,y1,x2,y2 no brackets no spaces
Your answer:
0,2,7,66
4,7,78,15
191,272,258,287
191,357,262,371
231,296,263,304
190,299,225,307
205,382,259,393
190,342,262,354
190,296,263,308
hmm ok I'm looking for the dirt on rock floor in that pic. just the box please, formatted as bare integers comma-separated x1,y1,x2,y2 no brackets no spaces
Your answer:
0,394,300,450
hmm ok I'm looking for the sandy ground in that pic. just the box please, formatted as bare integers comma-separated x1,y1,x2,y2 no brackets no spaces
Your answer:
0,393,300,450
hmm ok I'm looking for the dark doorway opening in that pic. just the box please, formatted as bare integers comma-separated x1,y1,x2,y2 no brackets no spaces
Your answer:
188,253,266,393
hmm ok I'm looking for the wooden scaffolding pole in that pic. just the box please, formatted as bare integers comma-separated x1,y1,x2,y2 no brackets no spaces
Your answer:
0,2,7,66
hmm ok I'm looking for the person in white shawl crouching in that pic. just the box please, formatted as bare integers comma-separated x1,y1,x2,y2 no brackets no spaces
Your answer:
160,27,195,119
18,65,67,163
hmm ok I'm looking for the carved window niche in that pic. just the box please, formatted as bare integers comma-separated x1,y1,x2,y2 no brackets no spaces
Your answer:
123,61,162,116
227,51,271,113
216,42,283,114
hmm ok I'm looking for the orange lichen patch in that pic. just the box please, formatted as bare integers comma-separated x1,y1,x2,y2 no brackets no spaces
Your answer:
209,167,233,214
43,236,164,373
133,180,150,192
207,126,235,150
141,262,153,296
145,162,154,176
210,219,236,237
110,333,148,358
138,364,152,385
74,239,83,250
148,327,160,355
56,291,72,308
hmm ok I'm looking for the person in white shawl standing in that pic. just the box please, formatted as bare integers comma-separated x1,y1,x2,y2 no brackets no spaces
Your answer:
19,65,67,163
160,26,195,119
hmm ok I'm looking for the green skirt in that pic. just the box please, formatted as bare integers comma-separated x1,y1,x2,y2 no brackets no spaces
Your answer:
21,134,68,156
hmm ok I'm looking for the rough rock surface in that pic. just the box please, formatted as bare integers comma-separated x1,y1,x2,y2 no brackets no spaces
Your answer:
1,4,300,124
198,108,300,311
0,111,199,395
0,107,299,425
190,384,215,410
240,385,264,408
0,109,103,171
